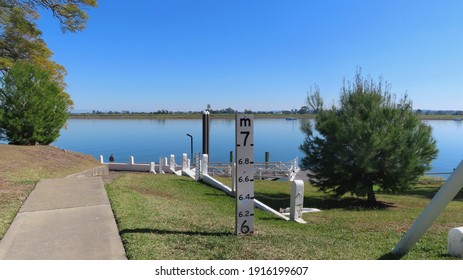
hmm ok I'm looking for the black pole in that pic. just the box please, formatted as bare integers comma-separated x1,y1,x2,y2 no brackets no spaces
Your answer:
186,133,193,162
265,151,270,169
202,110,210,156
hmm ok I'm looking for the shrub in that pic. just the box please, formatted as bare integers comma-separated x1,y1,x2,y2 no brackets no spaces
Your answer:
0,62,69,145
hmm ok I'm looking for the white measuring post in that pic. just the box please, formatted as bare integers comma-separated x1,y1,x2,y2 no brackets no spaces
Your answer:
290,180,306,224
235,114,255,235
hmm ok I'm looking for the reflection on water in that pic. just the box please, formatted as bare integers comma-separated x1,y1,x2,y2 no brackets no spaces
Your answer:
15,118,463,175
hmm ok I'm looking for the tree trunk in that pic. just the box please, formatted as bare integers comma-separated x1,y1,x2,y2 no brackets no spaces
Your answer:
367,183,376,203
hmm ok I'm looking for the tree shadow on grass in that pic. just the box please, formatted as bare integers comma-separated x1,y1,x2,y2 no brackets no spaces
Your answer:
397,187,463,201
374,184,463,202
378,252,403,260
119,228,233,237
255,192,396,211
204,193,228,197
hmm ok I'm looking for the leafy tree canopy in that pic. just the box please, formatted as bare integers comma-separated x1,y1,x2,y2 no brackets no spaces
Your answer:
299,71,438,203
0,0,97,107
0,62,69,145
1,0,97,32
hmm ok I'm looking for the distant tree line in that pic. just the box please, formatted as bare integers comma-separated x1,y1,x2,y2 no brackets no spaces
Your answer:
73,107,463,116
77,107,463,116
415,109,463,115
76,107,317,115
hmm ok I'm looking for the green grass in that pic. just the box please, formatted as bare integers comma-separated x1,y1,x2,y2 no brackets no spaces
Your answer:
106,173,463,260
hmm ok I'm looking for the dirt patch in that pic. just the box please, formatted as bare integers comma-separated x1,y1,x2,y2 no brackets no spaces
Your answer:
130,184,177,200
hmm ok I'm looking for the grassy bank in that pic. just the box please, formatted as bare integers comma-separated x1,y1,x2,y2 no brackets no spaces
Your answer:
0,144,102,239
106,173,463,260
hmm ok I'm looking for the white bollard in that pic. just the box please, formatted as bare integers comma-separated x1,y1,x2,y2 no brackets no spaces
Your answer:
195,154,201,181
182,153,188,172
170,155,176,174
130,156,134,165
201,154,209,177
448,227,463,257
290,180,306,223
159,157,165,174
163,157,168,173
99,155,104,164
393,160,463,256
150,162,156,174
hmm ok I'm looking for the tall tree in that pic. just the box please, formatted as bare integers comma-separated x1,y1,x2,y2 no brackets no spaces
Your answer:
0,62,69,145
2,0,97,33
0,0,97,106
299,71,438,203
306,83,323,113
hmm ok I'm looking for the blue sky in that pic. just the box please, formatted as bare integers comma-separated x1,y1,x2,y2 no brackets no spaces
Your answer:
37,0,463,112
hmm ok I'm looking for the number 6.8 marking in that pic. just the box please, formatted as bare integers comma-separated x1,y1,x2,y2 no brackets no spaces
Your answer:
238,158,250,165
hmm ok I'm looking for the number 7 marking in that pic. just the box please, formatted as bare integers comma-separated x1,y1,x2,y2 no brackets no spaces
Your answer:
240,131,250,146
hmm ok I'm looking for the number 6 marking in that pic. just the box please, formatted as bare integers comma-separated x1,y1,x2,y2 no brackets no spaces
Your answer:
241,220,250,234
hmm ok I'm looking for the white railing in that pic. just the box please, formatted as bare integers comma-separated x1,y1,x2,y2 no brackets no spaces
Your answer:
100,153,300,181
208,157,299,181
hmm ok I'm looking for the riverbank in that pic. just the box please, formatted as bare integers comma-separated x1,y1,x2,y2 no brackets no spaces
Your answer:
1,144,461,259
69,113,462,120
0,144,102,239
69,113,316,120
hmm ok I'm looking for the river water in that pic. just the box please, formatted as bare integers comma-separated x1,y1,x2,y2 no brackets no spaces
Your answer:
48,118,463,175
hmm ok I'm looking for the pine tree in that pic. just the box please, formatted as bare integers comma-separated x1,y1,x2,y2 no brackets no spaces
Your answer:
300,71,438,203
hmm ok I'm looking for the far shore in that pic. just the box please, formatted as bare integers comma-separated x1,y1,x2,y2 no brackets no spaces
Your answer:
68,113,462,121
68,113,316,120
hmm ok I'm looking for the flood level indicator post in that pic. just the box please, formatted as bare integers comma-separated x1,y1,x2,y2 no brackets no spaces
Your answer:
235,114,255,235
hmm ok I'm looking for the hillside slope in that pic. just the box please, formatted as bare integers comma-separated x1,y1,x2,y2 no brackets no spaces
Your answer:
0,144,101,238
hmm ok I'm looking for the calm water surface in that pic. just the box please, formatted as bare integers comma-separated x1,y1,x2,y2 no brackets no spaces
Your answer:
48,118,463,174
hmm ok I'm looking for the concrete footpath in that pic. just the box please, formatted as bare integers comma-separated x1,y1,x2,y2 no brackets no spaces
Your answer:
0,176,127,260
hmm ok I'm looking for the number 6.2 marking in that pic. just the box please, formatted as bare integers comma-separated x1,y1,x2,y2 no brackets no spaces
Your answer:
240,131,250,146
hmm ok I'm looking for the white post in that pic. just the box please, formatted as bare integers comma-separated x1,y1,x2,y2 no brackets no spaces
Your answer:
195,154,201,181
99,155,104,164
163,157,168,173
182,153,188,172
201,154,209,177
150,162,156,174
392,160,463,256
290,180,306,223
130,156,134,165
159,157,165,174
170,154,176,174
448,227,463,256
